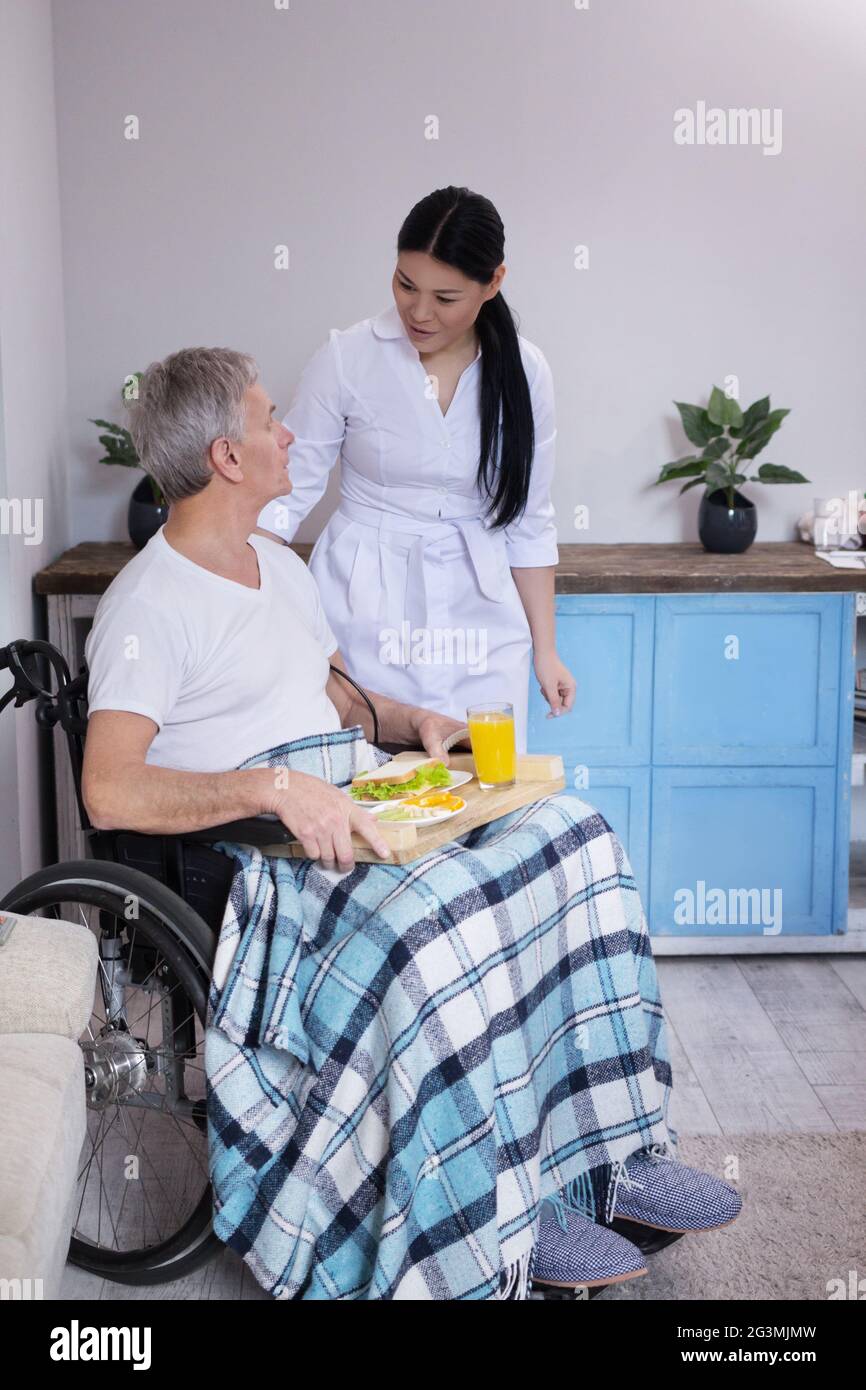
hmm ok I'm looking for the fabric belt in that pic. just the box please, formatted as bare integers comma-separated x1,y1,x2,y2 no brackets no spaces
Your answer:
337,497,506,633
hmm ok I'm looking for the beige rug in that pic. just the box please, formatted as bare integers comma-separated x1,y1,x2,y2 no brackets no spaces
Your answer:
602,1133,866,1301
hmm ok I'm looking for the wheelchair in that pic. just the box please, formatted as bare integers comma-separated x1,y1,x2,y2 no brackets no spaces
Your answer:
0,637,679,1296
0,637,325,1286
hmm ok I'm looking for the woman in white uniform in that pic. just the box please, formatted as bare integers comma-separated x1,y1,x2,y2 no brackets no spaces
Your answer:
259,186,576,751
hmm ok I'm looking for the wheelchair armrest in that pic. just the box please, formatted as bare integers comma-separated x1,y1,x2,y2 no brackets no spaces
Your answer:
183,815,293,848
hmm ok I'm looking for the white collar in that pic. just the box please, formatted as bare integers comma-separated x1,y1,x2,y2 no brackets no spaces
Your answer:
371,302,482,363
371,303,406,340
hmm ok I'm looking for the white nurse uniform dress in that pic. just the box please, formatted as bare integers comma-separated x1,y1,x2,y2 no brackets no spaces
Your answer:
258,302,558,752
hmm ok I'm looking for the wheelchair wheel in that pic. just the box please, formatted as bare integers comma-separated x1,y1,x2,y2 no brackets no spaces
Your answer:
0,859,222,1285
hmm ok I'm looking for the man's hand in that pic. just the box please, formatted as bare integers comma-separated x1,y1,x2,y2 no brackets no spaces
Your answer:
267,768,392,871
411,710,472,766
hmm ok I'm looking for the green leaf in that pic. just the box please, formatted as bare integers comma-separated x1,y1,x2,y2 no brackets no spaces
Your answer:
674,402,723,447
735,407,790,459
729,395,769,439
706,388,725,426
91,415,139,466
704,461,733,493
95,440,138,466
707,386,744,429
751,462,810,484
655,456,707,483
701,436,730,461
679,476,707,494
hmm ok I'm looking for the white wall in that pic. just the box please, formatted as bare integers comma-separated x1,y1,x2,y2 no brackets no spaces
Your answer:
0,0,70,882
51,0,866,548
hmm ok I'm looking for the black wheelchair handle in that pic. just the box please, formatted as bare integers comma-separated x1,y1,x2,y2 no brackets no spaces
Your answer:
0,639,72,714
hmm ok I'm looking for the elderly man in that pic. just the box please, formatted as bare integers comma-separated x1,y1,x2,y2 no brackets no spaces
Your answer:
82,348,740,1302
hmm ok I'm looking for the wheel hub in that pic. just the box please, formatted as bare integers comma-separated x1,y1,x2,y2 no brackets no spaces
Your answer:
81,1027,150,1108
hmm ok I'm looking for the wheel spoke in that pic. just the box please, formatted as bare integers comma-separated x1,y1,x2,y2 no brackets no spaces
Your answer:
92,1110,122,1251
127,1108,185,1232
77,1107,122,1183
75,1109,117,1228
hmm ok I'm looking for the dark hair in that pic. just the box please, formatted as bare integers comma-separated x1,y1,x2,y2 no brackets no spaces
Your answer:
396,186,534,530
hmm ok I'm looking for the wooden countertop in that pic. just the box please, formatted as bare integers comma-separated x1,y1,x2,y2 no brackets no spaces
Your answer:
33,540,866,596
553,542,866,593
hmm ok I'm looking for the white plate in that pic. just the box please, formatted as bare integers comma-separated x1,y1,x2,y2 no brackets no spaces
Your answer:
347,768,473,807
368,797,467,827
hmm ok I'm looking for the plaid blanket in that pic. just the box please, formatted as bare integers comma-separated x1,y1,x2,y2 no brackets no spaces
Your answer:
205,725,676,1300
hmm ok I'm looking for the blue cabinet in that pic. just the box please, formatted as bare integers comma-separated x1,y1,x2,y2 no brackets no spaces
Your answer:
653,595,843,765
528,592,855,938
528,597,654,764
650,766,838,936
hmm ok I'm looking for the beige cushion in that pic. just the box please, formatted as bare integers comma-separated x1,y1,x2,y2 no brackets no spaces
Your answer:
0,911,97,1039
0,1033,86,1298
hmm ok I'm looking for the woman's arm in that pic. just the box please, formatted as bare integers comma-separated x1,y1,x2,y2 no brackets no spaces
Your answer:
503,348,576,717
510,565,576,717
257,331,347,542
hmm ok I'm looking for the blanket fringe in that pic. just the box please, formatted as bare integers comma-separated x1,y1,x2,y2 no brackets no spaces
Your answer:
557,1161,615,1224
494,1246,536,1300
496,1162,616,1299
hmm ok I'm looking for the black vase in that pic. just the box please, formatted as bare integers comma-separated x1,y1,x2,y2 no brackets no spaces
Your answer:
697,487,757,554
128,475,168,549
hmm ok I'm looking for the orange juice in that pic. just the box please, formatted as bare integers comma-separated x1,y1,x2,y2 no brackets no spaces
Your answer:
467,705,516,788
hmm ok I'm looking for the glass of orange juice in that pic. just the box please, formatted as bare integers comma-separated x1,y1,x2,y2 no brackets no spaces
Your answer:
467,703,516,790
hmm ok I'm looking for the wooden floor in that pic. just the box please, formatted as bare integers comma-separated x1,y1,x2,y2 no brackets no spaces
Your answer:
60,954,866,1301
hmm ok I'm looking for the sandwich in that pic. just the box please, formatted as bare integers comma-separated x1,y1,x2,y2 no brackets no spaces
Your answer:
349,757,452,802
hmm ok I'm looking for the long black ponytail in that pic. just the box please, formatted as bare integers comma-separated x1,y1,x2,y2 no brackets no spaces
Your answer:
396,186,535,531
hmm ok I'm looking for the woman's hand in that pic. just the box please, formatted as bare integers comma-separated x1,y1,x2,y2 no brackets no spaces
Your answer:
533,649,577,718
267,768,391,871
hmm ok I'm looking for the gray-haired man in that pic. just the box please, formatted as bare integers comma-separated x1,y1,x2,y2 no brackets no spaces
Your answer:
83,347,466,869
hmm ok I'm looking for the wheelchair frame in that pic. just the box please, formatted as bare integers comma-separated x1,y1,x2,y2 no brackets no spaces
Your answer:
0,638,386,1286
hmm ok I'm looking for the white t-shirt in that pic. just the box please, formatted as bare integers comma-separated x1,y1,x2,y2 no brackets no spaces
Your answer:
84,528,343,771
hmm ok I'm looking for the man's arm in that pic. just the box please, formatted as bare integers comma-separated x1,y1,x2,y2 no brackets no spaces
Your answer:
82,708,390,867
82,710,278,834
325,650,470,760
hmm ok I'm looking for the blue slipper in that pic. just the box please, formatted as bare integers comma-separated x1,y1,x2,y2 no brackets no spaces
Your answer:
608,1144,743,1233
532,1197,648,1288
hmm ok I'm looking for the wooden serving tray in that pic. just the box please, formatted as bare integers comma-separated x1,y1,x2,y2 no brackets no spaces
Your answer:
260,750,566,865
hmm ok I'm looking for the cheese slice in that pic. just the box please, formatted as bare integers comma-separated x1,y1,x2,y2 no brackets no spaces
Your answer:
351,755,440,788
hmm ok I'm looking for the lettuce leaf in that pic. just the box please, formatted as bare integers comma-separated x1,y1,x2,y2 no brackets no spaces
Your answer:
351,761,452,801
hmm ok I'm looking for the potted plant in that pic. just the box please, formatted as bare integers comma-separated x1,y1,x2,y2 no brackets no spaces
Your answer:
654,387,809,553
90,374,168,549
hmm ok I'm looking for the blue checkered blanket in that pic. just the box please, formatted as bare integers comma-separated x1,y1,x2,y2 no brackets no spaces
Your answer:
205,725,675,1300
